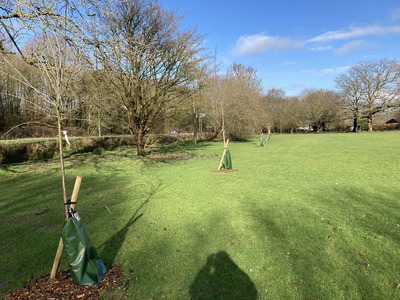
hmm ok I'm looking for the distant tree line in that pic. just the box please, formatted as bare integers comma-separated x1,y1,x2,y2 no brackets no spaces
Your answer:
1,1,400,156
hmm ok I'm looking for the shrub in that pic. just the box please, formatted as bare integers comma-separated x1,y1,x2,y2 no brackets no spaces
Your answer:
0,137,135,165
0,141,59,164
0,144,29,164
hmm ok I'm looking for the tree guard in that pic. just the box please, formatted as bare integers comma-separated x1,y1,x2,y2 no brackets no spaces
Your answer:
61,207,106,285
222,149,232,169
218,139,232,170
51,176,106,285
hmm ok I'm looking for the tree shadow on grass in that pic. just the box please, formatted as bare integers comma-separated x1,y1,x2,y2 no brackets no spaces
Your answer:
189,251,257,300
99,198,149,267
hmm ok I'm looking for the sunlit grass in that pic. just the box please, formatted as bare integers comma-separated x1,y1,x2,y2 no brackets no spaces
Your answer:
1,131,400,299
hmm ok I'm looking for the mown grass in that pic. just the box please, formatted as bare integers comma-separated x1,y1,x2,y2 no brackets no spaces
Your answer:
1,131,400,299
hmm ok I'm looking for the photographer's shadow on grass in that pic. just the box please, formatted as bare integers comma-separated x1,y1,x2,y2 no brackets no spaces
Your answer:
189,251,257,300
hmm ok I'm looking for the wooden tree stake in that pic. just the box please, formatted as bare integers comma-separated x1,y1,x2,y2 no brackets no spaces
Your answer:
50,175,82,280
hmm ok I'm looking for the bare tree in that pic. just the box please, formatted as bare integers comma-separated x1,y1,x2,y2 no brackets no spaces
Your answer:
0,0,90,218
0,54,57,137
335,69,363,132
262,89,306,134
204,63,263,141
89,0,208,156
203,73,223,140
263,88,287,133
301,89,342,132
223,64,264,140
336,58,400,131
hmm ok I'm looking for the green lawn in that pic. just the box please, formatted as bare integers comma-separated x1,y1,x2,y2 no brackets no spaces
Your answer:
1,132,400,299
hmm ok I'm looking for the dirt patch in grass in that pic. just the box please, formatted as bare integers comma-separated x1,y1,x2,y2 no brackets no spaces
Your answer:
5,265,123,300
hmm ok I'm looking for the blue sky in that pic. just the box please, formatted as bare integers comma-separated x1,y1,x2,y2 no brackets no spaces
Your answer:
160,0,400,96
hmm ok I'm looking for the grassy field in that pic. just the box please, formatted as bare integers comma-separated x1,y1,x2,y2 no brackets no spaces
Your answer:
1,131,400,299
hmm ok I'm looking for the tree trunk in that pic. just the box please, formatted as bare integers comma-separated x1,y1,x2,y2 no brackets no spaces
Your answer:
367,115,373,132
193,108,198,144
352,117,358,132
56,107,69,220
208,125,221,141
136,130,146,156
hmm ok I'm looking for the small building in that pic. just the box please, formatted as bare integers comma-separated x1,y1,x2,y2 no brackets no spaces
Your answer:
384,118,400,130
385,118,400,124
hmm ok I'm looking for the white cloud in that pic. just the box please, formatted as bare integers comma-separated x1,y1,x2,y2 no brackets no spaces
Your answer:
302,66,351,76
232,33,300,56
265,66,350,77
335,40,368,55
307,25,400,43
309,46,333,52
232,24,400,56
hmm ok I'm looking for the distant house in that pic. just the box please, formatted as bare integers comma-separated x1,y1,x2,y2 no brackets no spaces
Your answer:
384,118,400,130
385,118,400,124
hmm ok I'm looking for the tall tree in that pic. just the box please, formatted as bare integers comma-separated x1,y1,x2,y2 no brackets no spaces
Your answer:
335,69,363,132
226,63,264,140
91,0,208,156
204,63,263,141
263,88,287,133
336,58,400,131
301,89,342,132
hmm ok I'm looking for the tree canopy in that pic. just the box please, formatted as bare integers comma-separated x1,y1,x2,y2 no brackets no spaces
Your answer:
336,58,400,131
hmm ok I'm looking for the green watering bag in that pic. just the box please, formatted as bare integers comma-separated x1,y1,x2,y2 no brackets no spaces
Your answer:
223,150,232,170
61,210,106,285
